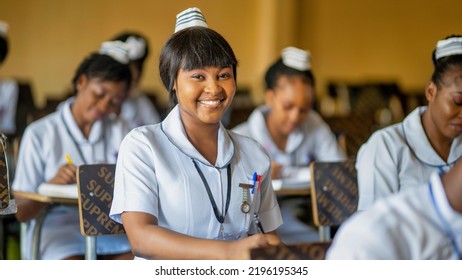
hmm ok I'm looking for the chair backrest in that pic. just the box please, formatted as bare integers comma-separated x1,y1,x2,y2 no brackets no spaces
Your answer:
76,164,125,236
310,159,358,227
0,134,9,210
251,241,332,260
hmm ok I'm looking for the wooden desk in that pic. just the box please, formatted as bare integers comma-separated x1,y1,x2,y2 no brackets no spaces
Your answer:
275,188,310,196
12,191,77,260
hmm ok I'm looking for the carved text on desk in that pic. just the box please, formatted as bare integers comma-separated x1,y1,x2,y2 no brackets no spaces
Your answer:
78,165,125,236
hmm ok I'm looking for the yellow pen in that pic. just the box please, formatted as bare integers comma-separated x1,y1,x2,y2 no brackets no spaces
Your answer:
65,153,73,165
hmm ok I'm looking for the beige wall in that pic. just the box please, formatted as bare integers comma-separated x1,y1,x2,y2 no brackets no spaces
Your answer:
1,0,462,108
300,0,462,95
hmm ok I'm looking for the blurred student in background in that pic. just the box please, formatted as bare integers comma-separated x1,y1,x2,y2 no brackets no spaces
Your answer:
0,21,18,138
356,35,462,211
110,31,161,129
13,41,133,259
232,47,346,243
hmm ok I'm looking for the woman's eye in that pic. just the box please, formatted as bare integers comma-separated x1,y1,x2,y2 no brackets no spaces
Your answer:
219,72,231,79
191,74,204,80
454,98,462,106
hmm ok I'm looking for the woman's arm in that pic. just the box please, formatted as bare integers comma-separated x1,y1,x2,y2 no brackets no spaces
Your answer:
121,211,280,260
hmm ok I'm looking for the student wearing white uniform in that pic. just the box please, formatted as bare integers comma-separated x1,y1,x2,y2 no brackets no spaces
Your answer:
357,35,462,211
233,47,345,181
0,21,19,137
233,47,346,243
110,7,282,260
110,31,161,129
12,41,133,260
327,160,462,260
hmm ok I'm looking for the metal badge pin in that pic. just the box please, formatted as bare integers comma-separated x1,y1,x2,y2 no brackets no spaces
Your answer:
239,183,252,213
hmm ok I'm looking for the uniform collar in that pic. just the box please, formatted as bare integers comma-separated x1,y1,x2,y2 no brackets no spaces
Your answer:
161,105,234,168
247,105,304,153
61,97,104,144
403,106,462,166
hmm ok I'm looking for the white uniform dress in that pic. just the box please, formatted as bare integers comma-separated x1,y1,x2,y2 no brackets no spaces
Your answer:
327,172,462,259
233,105,346,181
232,105,346,243
110,105,283,259
12,97,131,260
356,106,462,210
120,94,161,130
0,79,19,135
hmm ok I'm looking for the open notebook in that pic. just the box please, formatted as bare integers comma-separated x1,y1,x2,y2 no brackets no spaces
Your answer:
38,183,78,199
273,167,311,191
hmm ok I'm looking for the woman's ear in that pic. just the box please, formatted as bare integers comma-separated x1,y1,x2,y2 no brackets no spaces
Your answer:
265,89,275,107
425,81,438,103
76,74,88,93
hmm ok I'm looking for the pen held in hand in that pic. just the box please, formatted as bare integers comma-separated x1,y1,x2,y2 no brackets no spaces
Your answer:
65,153,73,165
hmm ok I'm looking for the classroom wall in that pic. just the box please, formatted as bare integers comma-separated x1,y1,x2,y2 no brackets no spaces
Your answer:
1,0,461,108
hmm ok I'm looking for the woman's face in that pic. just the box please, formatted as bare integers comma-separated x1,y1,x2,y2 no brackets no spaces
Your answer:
427,66,462,139
174,66,236,126
266,75,314,136
73,75,128,125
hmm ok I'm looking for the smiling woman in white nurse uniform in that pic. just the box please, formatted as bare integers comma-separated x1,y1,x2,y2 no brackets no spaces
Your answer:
110,7,282,260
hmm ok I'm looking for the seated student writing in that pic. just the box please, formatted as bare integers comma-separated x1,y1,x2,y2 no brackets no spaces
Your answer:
233,47,345,181
356,35,462,211
327,160,462,260
233,47,346,242
110,7,282,260
13,41,133,260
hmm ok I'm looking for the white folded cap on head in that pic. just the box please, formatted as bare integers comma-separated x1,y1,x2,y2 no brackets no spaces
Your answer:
99,40,130,64
125,36,146,60
174,7,208,33
435,37,462,60
0,21,9,37
281,46,311,71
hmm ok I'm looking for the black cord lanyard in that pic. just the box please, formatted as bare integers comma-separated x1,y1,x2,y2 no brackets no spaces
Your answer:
192,160,231,225
61,110,107,165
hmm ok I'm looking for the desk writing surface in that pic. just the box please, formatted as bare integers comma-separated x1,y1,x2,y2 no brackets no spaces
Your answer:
251,241,331,260
13,190,77,204
273,179,310,196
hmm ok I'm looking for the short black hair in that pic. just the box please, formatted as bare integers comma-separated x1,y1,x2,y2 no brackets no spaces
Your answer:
159,26,238,107
431,34,462,88
71,53,132,95
264,58,315,90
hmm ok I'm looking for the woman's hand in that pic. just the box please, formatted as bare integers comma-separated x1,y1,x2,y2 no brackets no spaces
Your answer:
47,163,77,184
227,233,281,259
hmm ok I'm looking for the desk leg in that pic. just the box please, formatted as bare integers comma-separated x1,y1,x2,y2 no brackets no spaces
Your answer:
85,236,96,260
31,208,48,260
318,226,331,242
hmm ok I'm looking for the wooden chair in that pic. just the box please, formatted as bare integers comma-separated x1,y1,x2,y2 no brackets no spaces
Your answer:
76,163,126,260
251,241,332,260
310,159,358,241
1,133,17,260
